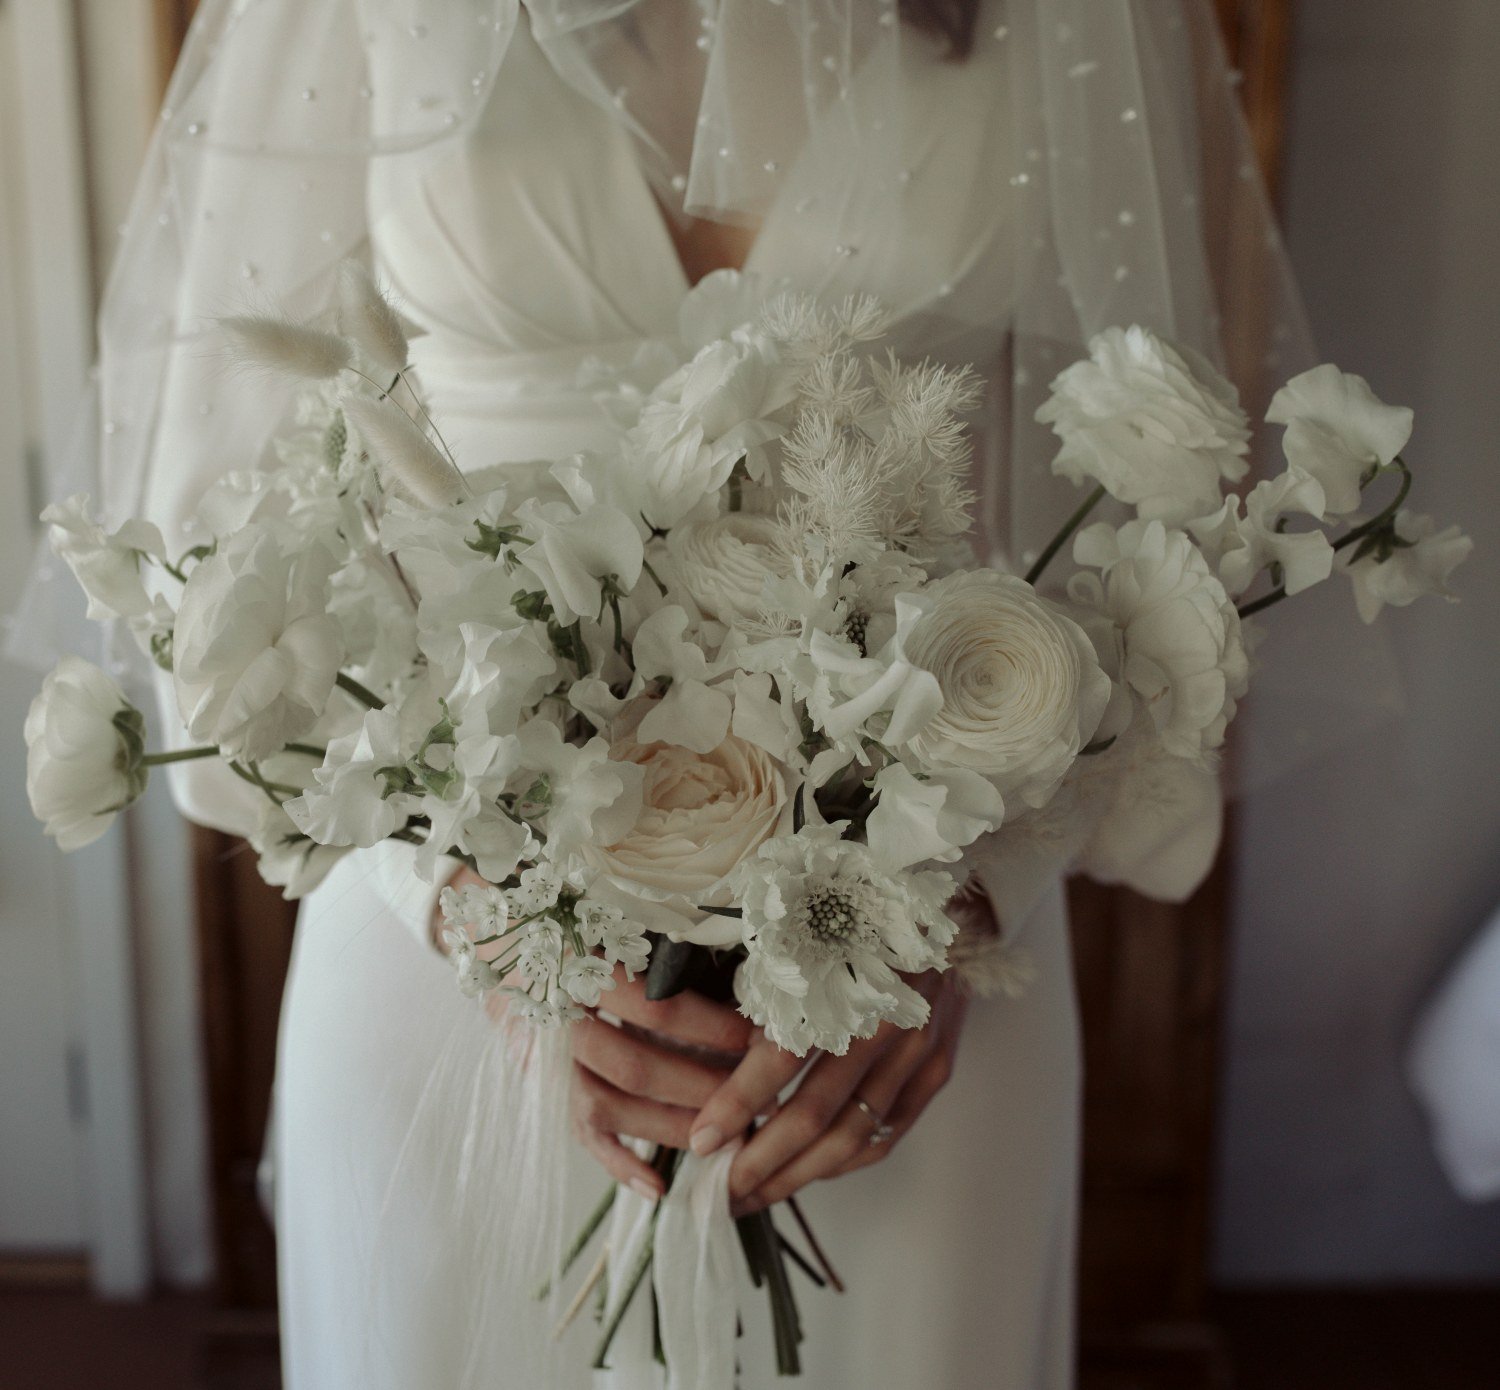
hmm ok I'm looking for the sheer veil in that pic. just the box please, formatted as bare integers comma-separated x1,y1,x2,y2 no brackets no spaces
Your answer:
6,0,1398,1376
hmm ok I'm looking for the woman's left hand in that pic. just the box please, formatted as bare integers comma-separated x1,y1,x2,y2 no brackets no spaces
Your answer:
686,967,970,1217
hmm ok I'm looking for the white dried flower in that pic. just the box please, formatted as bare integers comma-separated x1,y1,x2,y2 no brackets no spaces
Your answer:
221,315,352,380
336,260,409,378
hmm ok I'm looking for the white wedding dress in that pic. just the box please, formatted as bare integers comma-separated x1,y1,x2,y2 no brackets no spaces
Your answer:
269,12,1080,1390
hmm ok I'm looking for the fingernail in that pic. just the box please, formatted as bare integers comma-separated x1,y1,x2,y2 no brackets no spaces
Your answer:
690,1125,724,1157
630,1178,661,1203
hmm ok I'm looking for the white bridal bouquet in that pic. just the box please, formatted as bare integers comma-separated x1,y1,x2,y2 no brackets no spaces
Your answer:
25,263,1469,1375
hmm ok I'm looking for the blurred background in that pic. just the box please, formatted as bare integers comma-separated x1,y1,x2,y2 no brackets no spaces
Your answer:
1,1,1496,1387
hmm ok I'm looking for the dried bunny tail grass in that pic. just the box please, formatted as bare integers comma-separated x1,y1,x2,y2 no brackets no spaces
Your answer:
220,314,352,380
342,393,469,507
336,260,410,379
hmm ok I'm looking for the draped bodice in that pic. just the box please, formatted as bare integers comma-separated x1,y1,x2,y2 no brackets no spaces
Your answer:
367,6,1021,465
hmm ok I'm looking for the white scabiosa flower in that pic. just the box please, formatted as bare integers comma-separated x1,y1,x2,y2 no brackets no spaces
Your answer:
1267,364,1413,516
25,659,148,851
1345,510,1471,623
1037,326,1250,524
732,825,956,1057
171,526,345,761
1071,519,1249,761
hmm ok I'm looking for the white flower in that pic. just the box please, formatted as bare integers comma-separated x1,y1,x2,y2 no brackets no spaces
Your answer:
510,721,645,866
442,924,502,998
416,734,534,882
250,802,350,899
444,623,558,738
561,955,616,1007
805,616,943,753
579,900,651,979
25,659,147,851
901,571,1112,807
1037,326,1251,523
42,494,165,623
865,764,1006,872
285,708,413,847
1074,735,1224,902
667,514,790,624
439,881,510,938
582,704,791,945
1267,364,1413,516
628,606,733,754
628,329,794,528
514,498,644,625
1188,469,1335,598
1345,510,1472,623
172,527,345,760
510,863,564,916
1071,519,1249,760
732,825,956,1057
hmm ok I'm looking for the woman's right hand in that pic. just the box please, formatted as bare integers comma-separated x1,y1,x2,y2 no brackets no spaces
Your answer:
570,968,754,1201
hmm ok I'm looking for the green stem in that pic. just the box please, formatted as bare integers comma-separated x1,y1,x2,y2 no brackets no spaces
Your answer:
335,672,385,710
536,1184,617,1302
140,746,220,767
1024,484,1106,587
283,742,328,759
591,1208,661,1370
1237,458,1414,620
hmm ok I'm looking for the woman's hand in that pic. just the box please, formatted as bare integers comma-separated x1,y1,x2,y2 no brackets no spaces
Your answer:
687,970,969,1217
570,966,754,1201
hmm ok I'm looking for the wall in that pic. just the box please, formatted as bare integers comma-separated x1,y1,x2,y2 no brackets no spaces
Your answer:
1216,0,1500,1280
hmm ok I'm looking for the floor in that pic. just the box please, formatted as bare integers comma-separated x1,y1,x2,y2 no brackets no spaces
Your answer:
0,1287,1494,1389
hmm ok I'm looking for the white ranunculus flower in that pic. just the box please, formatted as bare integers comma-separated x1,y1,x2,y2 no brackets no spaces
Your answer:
667,513,790,624
42,494,165,623
172,527,345,761
1071,519,1249,760
731,825,956,1057
1345,510,1472,623
1037,326,1251,524
900,571,1113,807
581,700,791,945
26,658,147,851
629,328,796,528
1188,468,1335,598
1267,364,1413,516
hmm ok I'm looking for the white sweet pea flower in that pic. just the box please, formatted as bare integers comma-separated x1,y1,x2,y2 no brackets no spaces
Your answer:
445,622,559,738
511,719,645,866
250,801,350,899
172,526,345,761
514,498,643,625
865,764,1006,872
581,701,791,945
1037,326,1251,524
416,733,534,882
1071,519,1249,761
1345,510,1472,623
900,571,1112,807
629,606,733,754
1267,364,1414,516
667,513,791,624
285,708,414,848
25,659,148,851
806,612,944,753
732,825,956,1057
42,494,165,623
1188,469,1336,598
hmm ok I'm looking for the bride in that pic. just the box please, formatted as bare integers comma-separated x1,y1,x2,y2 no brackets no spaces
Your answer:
94,1,1309,1385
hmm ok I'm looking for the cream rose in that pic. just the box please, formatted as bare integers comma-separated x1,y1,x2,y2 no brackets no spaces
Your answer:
582,703,791,945
901,570,1112,808
668,513,790,623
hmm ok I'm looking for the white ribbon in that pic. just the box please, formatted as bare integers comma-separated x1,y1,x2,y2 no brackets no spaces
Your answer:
595,1141,742,1390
